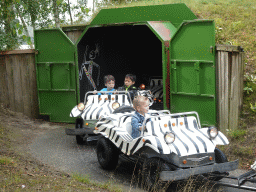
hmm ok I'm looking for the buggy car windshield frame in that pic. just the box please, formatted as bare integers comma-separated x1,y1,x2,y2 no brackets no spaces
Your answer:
83,91,133,105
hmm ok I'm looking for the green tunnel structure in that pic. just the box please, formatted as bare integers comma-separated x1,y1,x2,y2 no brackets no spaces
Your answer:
34,3,216,126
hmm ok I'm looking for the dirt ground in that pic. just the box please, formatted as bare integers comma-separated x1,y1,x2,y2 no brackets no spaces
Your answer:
0,103,112,191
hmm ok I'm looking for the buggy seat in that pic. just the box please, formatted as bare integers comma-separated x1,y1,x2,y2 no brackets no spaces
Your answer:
150,78,163,100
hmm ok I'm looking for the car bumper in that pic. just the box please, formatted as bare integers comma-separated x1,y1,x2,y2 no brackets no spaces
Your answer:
160,159,239,181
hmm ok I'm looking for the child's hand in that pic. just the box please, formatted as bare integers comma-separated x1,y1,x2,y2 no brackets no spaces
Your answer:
139,126,145,131
93,90,97,94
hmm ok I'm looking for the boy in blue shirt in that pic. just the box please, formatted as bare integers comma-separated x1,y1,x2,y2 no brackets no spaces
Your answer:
94,75,116,95
131,95,150,139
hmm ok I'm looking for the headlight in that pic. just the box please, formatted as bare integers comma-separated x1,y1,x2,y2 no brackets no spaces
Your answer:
112,102,120,110
164,132,175,144
77,103,85,111
208,127,218,139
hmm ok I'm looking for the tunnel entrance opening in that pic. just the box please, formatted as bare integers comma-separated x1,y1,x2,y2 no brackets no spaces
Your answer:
77,24,163,107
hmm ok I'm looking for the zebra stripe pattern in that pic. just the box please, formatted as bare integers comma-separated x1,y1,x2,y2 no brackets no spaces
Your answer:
95,113,229,157
150,78,163,101
70,94,131,119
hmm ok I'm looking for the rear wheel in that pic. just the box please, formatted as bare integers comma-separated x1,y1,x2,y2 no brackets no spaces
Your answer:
96,137,119,170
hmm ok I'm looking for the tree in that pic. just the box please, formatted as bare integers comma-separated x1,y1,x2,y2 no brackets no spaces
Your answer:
0,0,20,50
0,0,131,51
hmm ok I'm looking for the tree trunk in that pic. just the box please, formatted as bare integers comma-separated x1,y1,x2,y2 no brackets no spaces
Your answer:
67,0,73,25
52,0,60,28
93,0,95,13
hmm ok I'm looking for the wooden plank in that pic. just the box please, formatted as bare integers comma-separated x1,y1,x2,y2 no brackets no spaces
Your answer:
216,51,220,128
62,25,87,32
5,55,16,111
218,51,224,130
28,54,39,119
239,52,244,111
0,56,9,107
229,53,239,131
219,51,229,131
216,44,242,52
12,55,24,113
65,30,83,44
0,49,35,55
20,54,31,117
224,51,229,132
65,31,73,44
73,31,83,44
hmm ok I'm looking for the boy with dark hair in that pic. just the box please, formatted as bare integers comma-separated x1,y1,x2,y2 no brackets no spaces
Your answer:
93,75,116,95
118,74,137,100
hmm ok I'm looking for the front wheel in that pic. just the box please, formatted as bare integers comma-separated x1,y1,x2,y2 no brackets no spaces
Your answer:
75,118,85,145
96,137,119,170
142,158,164,191
206,148,228,181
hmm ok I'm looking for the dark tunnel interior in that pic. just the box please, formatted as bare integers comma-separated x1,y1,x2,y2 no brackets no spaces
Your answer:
77,24,162,102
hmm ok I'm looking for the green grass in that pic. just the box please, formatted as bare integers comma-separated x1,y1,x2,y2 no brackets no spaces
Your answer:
0,156,15,165
0,154,121,192
227,129,247,140
72,173,122,192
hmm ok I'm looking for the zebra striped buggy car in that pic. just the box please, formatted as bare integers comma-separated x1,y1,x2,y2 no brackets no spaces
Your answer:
94,111,239,189
65,90,154,144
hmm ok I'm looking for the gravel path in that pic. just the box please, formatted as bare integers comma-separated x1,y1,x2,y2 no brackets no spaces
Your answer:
29,125,144,192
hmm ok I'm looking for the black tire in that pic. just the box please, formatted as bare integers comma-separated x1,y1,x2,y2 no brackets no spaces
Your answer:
112,105,135,114
96,137,119,170
208,148,228,181
142,158,164,191
75,118,85,145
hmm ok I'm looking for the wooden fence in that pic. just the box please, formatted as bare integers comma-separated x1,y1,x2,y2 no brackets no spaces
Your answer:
0,50,39,119
216,44,244,131
0,42,245,130
63,27,84,44
0,27,83,119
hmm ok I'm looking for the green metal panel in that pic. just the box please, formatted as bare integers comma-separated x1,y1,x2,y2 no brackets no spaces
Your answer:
170,20,216,126
35,29,77,123
145,21,177,110
147,21,177,41
90,3,197,27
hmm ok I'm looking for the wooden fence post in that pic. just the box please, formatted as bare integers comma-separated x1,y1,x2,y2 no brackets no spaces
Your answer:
216,44,244,131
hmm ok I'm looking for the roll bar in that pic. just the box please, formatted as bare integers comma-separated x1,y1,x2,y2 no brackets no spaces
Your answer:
83,91,132,104
116,110,171,128
141,111,202,136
